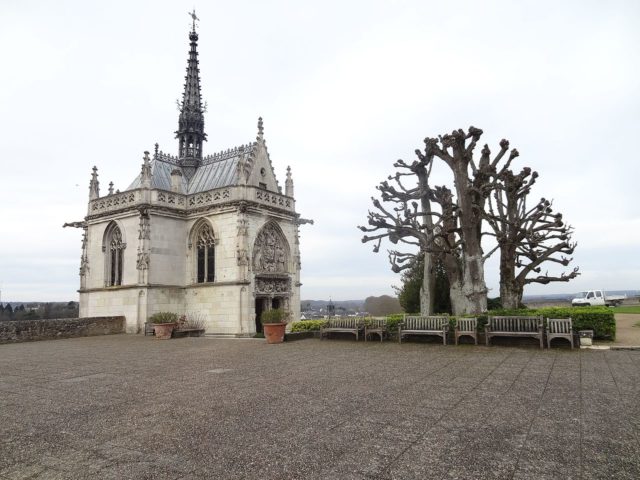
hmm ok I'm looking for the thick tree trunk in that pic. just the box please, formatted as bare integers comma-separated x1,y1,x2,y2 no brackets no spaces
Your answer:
500,281,523,310
451,163,488,314
417,170,436,316
440,252,473,316
499,244,522,309
420,252,435,315
449,277,469,316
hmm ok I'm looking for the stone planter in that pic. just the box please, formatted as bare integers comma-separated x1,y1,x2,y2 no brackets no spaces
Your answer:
152,323,176,340
263,323,287,344
579,330,594,346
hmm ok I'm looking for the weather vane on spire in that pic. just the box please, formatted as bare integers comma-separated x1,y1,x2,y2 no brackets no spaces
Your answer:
189,9,199,31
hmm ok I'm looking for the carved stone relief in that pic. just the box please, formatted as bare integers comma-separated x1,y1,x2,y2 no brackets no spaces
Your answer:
136,249,150,270
79,228,89,279
253,223,288,273
255,277,290,295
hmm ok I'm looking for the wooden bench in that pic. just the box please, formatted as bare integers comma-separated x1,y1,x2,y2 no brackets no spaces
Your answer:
455,317,478,345
320,317,364,341
364,318,387,342
485,315,544,349
398,315,450,345
546,318,574,349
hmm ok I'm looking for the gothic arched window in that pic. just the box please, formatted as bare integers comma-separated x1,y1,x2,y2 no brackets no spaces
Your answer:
105,223,125,286
196,223,215,283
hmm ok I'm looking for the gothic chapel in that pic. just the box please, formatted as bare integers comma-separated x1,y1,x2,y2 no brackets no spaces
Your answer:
75,20,304,335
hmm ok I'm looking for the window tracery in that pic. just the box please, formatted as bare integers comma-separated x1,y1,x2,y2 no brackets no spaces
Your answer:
195,223,215,283
105,224,125,286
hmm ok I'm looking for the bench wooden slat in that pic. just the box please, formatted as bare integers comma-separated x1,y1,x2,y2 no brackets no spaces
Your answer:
547,318,574,349
454,317,478,345
364,318,387,342
486,315,544,349
399,315,449,345
320,317,364,341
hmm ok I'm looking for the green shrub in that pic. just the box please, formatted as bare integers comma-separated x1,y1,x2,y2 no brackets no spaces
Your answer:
290,320,327,332
261,308,287,324
385,314,405,333
149,312,179,324
537,307,615,340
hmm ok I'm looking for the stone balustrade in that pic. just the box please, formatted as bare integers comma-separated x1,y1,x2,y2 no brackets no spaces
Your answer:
88,185,295,216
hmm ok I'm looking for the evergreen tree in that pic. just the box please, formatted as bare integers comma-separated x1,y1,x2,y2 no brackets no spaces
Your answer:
395,254,451,314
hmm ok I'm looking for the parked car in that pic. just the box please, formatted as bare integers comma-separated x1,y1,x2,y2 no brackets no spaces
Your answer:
572,290,625,307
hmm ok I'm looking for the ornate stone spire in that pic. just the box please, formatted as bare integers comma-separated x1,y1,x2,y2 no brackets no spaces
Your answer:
176,11,206,177
285,166,294,197
89,166,100,200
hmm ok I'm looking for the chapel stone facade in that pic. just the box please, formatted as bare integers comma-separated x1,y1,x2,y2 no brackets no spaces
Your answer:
75,21,303,335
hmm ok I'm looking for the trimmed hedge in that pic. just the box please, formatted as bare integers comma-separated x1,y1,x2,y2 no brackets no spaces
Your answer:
479,307,615,340
386,307,615,340
385,313,456,333
291,320,327,332
385,314,404,333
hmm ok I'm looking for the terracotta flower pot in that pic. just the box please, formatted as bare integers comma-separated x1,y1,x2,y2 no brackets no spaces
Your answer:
263,323,286,344
152,322,176,340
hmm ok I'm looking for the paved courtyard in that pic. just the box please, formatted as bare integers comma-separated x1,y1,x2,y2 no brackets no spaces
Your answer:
1,335,639,479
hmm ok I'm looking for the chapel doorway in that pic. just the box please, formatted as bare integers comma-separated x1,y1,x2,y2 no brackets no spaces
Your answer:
255,298,264,334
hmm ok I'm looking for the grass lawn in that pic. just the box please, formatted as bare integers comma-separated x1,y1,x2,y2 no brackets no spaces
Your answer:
611,306,640,314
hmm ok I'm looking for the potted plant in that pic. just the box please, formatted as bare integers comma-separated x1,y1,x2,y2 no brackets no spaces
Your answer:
149,312,179,339
260,308,288,344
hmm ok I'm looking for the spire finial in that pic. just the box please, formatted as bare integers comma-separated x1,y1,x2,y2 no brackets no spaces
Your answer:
285,165,294,197
89,166,100,200
154,142,159,158
189,9,199,32
108,182,114,195
257,116,264,139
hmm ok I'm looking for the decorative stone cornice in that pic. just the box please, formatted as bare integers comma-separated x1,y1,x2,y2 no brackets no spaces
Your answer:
88,184,295,219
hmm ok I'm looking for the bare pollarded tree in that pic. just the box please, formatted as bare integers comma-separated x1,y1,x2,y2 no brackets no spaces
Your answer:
358,149,439,314
360,126,579,315
484,166,579,309
361,127,514,314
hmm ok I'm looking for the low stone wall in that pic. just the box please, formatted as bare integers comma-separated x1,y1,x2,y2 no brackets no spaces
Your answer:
0,317,125,344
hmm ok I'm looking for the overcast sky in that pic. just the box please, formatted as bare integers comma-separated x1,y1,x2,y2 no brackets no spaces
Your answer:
1,0,638,302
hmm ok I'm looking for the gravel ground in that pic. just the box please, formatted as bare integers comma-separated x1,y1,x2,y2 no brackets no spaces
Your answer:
1,335,639,479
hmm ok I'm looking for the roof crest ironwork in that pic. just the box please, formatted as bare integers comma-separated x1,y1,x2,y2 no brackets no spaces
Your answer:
202,142,256,165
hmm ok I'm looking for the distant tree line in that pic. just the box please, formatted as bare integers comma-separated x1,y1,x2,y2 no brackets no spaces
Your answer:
0,302,79,321
363,295,402,316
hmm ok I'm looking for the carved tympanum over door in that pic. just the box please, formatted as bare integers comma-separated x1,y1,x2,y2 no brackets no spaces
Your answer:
253,223,288,274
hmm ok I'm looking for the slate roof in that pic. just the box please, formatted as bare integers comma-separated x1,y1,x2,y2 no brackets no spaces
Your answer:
127,143,254,194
